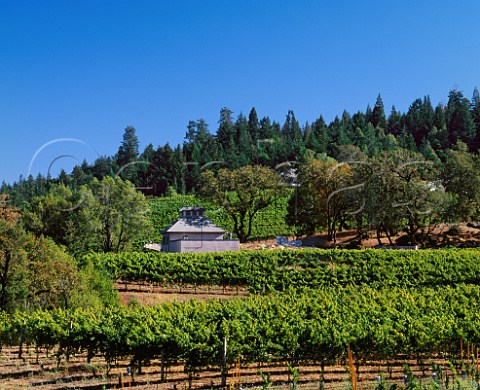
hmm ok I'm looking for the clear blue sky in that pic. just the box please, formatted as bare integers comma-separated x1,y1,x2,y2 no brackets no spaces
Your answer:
1,0,479,184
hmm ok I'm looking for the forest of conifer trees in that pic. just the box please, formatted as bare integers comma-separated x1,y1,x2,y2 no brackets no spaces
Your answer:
2,88,479,202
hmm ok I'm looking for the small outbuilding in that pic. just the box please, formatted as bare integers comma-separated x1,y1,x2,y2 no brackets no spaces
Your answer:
161,207,239,253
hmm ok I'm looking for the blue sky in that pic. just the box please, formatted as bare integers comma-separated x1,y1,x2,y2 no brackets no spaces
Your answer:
1,0,479,184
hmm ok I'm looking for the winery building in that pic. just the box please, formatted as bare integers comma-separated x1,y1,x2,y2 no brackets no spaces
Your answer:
161,207,240,253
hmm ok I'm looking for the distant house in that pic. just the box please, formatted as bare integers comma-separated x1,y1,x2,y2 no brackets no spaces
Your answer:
161,207,240,253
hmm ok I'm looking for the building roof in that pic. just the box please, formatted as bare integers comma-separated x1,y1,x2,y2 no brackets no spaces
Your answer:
179,206,205,212
162,216,226,234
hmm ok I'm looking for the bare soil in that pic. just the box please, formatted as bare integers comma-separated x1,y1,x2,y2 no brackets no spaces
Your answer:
0,345,470,390
242,224,480,250
116,282,249,306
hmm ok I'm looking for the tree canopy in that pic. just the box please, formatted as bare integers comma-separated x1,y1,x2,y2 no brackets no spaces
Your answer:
200,165,285,243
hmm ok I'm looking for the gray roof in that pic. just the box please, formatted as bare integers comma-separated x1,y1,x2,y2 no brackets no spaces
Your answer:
179,206,205,212
162,216,225,234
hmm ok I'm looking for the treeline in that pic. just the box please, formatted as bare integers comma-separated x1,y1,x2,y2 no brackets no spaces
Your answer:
2,88,480,202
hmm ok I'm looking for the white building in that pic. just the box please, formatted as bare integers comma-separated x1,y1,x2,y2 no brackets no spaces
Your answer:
161,207,240,253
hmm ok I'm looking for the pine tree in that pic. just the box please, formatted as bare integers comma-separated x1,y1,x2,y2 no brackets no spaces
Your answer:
235,113,254,166
247,107,259,143
216,107,235,152
281,110,305,160
172,144,186,195
306,116,330,154
386,106,404,136
434,103,446,129
406,98,426,145
446,89,476,148
116,126,139,167
471,87,480,152
371,94,387,129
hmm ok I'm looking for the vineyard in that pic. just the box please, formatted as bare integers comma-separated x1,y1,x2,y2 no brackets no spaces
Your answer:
2,249,480,389
89,249,480,292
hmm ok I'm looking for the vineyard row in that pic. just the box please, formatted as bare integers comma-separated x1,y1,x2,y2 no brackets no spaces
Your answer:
2,285,480,373
88,249,480,292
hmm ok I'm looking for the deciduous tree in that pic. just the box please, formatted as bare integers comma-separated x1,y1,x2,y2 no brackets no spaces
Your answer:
287,159,355,242
200,165,284,243
0,195,27,311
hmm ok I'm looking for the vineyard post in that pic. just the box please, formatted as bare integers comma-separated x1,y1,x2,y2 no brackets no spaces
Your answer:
348,344,357,390
119,372,124,389
221,337,228,388
161,349,165,382
319,359,325,390
18,321,25,360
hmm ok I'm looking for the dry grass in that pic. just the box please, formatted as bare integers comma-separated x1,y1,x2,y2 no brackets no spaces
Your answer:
116,282,249,306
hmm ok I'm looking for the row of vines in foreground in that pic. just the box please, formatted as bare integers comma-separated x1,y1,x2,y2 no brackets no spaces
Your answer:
89,249,480,292
2,285,480,372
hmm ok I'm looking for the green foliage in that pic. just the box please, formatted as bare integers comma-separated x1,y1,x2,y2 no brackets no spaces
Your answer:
0,195,28,311
287,158,355,240
3,283,480,371
88,176,153,253
148,193,294,242
72,257,120,310
200,165,287,242
89,248,480,293
259,370,272,390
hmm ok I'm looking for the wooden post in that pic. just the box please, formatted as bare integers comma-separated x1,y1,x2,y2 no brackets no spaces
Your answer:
160,349,165,382
18,326,24,360
348,344,357,390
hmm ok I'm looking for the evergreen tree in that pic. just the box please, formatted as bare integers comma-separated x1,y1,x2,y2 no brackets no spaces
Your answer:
281,110,305,160
386,106,404,136
365,104,373,124
371,94,387,129
328,116,351,157
91,156,117,179
217,107,235,152
471,87,480,152
116,126,140,169
398,128,417,151
172,144,187,195
405,97,434,145
419,140,441,165
247,107,260,143
434,103,446,130
426,126,449,157
305,116,329,154
235,113,254,166
445,89,476,148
